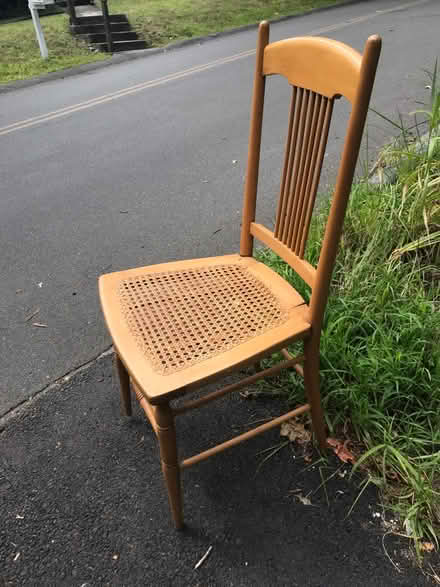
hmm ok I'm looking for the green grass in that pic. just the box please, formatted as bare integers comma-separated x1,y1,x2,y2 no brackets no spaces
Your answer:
109,0,342,47
258,80,440,553
0,15,107,83
0,0,342,84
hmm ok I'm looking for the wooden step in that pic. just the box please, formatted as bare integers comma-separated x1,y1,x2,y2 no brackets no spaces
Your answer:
71,21,130,34
94,39,148,52
56,0,93,5
81,31,139,43
74,14,128,24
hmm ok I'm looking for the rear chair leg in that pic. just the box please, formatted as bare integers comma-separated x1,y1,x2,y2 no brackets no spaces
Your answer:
155,403,184,529
115,353,132,416
303,343,327,452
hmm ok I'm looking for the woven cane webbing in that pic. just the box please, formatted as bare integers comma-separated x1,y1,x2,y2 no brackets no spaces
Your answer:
119,264,289,375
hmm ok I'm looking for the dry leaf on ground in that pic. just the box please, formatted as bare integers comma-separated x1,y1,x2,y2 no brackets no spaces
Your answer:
327,437,356,464
296,493,312,506
280,419,311,445
421,542,435,552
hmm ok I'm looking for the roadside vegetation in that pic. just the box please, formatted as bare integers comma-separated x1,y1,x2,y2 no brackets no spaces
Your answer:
258,76,440,555
109,0,341,47
0,14,106,83
0,0,341,84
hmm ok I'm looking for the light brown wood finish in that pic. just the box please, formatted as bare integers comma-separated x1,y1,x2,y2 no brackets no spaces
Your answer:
172,354,304,415
240,21,269,257
134,383,158,436
250,223,316,287
281,347,304,377
98,23,381,528
273,87,333,260
309,34,382,335
100,254,309,403
263,36,362,102
181,402,311,469
115,353,131,416
155,403,183,529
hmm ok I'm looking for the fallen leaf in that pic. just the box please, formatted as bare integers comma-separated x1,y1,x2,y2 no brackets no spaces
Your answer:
387,470,399,480
280,419,311,445
239,390,252,399
327,437,356,464
421,542,435,552
37,282,43,288
296,493,312,506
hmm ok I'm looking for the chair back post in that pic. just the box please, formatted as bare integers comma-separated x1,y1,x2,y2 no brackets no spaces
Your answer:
308,35,382,336
240,21,269,257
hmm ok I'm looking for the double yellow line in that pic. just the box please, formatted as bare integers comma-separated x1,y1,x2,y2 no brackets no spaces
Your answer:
0,0,430,138
0,50,255,138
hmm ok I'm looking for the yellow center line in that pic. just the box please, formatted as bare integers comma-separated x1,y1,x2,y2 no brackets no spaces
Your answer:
0,50,256,137
0,0,431,138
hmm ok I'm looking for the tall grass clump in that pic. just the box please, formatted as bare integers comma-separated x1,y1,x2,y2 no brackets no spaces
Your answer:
258,76,440,550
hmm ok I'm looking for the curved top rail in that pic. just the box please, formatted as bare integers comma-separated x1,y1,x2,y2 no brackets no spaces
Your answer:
263,36,362,103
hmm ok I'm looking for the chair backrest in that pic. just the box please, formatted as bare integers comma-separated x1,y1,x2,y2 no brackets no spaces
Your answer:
240,23,381,332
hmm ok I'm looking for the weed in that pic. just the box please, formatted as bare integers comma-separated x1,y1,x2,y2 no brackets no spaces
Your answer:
0,15,106,83
258,73,440,552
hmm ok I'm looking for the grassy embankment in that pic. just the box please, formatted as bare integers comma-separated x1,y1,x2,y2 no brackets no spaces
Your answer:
258,79,440,554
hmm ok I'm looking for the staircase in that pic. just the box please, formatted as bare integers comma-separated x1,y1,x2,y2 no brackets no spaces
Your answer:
64,3,148,52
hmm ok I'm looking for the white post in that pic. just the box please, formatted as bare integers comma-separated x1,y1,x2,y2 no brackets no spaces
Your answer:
29,3,49,60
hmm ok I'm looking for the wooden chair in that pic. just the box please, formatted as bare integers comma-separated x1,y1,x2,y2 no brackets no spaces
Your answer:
99,23,381,529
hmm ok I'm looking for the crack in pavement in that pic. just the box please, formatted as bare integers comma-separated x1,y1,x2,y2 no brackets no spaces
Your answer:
0,346,113,429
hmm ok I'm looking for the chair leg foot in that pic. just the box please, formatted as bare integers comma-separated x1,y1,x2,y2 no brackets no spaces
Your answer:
303,346,327,452
114,353,132,416
161,462,184,530
156,404,184,529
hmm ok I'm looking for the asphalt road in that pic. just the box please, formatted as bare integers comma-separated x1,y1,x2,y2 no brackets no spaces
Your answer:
0,354,434,585
1,0,439,415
